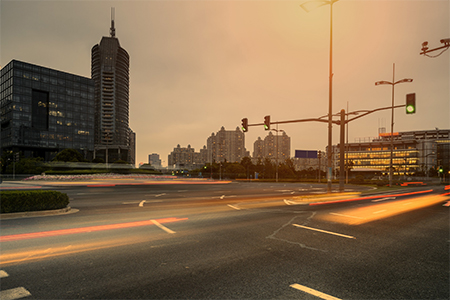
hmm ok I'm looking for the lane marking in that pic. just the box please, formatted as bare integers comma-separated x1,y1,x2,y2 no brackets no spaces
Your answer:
284,199,299,205
373,210,387,214
155,193,166,197
372,197,396,202
293,224,355,239
139,200,146,207
151,219,175,234
329,213,364,219
227,204,241,210
0,287,32,300
290,283,341,300
0,270,9,278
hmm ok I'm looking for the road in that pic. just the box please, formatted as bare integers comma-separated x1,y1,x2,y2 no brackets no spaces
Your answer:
1,181,449,299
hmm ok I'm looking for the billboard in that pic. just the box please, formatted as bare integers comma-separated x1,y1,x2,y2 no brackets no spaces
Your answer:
295,150,318,159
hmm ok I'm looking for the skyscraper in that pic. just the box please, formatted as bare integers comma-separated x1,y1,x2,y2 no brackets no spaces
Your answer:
91,9,130,162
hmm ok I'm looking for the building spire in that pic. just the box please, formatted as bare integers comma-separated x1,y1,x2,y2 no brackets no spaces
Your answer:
110,7,116,37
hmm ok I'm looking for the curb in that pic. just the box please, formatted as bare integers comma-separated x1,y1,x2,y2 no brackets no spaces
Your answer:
0,206,78,220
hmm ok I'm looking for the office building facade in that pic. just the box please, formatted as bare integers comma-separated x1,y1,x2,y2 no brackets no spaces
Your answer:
1,60,95,161
332,129,450,177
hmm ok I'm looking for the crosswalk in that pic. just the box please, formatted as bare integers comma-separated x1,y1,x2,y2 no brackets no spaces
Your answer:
0,270,31,300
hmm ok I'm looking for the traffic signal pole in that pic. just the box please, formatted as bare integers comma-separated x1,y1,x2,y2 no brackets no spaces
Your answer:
242,103,408,192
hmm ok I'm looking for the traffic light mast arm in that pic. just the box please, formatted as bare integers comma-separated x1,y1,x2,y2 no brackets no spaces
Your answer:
243,104,407,128
345,104,406,124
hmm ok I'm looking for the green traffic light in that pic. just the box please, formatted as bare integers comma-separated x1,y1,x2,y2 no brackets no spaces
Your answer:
406,104,415,114
406,93,416,114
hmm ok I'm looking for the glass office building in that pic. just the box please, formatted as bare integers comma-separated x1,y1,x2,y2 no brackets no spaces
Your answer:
0,60,95,161
331,129,450,178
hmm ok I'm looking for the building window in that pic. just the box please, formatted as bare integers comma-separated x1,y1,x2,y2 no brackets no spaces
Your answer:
32,89,49,130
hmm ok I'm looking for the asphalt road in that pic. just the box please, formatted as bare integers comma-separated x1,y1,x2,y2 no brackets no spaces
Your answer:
1,182,448,299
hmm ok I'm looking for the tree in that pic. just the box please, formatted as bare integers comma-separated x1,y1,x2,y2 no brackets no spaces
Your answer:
53,149,85,162
240,156,254,179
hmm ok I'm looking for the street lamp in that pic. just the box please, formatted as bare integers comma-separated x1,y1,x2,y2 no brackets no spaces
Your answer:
375,63,413,187
301,0,339,193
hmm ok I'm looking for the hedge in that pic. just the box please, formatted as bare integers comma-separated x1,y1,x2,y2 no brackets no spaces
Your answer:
1,190,69,214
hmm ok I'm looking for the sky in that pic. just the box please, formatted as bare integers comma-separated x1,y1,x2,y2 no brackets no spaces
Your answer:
1,0,449,167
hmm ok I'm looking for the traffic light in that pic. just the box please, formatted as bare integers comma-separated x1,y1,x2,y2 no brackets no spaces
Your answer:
406,93,416,114
264,115,270,130
241,118,248,132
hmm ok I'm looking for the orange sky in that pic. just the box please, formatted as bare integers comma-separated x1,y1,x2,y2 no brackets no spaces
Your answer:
1,0,449,166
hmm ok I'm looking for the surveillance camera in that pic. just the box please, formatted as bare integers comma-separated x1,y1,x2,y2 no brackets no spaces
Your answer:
440,38,450,44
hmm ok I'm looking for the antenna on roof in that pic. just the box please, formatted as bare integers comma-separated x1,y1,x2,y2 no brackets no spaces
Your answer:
110,7,116,37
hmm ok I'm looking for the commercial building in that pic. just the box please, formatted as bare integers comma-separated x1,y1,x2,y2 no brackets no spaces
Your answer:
0,60,95,161
91,14,131,162
333,129,450,178
207,126,249,163
148,153,162,169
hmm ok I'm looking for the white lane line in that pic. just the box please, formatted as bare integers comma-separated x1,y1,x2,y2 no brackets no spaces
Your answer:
372,197,396,202
293,224,355,239
151,219,175,234
284,199,299,205
329,213,364,219
0,287,32,300
290,283,341,300
155,193,166,197
373,210,387,214
227,204,241,210
0,270,9,278
139,200,146,207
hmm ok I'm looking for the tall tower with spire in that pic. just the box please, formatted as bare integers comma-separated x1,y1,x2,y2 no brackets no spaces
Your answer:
91,8,131,162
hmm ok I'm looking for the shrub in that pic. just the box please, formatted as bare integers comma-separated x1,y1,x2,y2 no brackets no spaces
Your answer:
1,190,69,213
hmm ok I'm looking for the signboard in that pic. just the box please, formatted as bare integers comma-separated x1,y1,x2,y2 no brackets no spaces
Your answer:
379,132,399,137
295,150,318,159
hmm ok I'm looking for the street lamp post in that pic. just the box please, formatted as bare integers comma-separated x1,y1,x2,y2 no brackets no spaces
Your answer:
375,63,413,187
301,0,339,193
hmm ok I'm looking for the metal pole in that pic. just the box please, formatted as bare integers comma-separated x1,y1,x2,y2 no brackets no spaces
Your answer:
339,109,345,192
327,1,334,193
276,124,279,182
389,63,395,187
346,101,349,184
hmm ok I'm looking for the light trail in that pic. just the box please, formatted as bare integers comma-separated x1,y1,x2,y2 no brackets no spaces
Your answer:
321,194,447,225
310,189,433,206
0,217,188,242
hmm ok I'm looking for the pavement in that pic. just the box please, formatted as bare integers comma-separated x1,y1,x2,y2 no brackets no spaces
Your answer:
1,178,435,219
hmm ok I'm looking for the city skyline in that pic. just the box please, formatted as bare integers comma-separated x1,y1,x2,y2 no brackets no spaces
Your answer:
2,0,448,167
